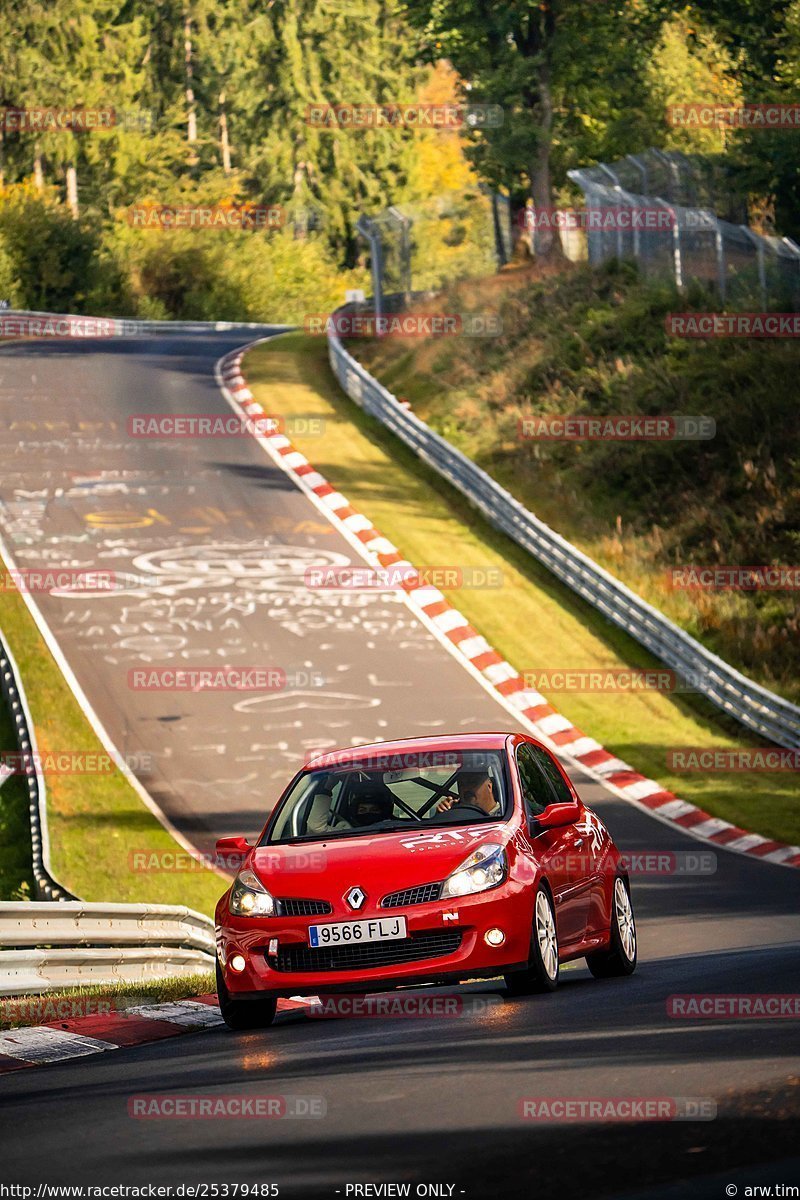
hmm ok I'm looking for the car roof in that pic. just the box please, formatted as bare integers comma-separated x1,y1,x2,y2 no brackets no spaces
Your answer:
306,732,515,770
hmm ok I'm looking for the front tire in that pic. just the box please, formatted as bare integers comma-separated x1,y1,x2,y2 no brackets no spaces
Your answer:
586,875,637,979
505,885,559,995
216,961,278,1030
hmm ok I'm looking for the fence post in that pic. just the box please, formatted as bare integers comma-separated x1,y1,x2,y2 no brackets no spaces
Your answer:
659,199,683,290
714,215,726,305
598,164,624,259
356,215,384,326
388,206,412,302
740,226,767,309
781,236,800,310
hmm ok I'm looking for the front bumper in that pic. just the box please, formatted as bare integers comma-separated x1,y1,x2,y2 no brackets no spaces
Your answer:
217,881,533,998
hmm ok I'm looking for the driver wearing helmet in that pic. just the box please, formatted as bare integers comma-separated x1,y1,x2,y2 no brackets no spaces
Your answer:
306,777,395,833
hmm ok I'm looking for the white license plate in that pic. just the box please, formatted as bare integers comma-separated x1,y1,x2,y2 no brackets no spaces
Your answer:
308,916,407,948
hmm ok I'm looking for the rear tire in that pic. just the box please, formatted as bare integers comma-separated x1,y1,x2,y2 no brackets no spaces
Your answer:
505,884,559,995
586,875,637,979
216,961,278,1030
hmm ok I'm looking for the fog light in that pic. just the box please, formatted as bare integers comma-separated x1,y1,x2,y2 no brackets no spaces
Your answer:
230,953,247,973
485,927,505,947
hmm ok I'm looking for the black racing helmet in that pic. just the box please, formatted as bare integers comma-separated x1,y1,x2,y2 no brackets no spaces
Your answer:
343,779,395,827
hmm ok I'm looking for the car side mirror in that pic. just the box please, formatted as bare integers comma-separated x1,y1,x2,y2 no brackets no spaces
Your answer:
215,834,251,872
535,801,580,830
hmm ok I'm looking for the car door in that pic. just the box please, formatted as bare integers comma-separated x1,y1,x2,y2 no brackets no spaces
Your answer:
516,742,592,947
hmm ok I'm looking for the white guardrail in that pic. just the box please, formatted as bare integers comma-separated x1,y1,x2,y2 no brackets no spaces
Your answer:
327,300,800,751
0,903,216,995
0,309,290,337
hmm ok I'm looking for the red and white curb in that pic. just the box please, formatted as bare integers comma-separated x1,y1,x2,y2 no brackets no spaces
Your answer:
216,344,800,871
0,994,314,1074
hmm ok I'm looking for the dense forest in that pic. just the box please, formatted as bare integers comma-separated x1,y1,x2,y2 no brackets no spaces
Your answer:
0,0,798,318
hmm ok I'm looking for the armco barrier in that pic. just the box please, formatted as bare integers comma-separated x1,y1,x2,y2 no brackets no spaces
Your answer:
326,302,800,751
0,309,290,337
0,902,216,995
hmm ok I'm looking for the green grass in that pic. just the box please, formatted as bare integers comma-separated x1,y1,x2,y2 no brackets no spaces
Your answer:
0,668,34,899
0,971,215,1030
355,260,800,707
244,331,800,846
0,586,225,913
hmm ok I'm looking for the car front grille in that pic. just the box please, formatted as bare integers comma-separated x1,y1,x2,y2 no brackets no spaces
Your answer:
381,882,442,908
271,930,463,973
276,898,333,917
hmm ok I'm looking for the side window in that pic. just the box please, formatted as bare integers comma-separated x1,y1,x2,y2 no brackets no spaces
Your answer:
516,743,574,818
516,744,553,818
531,747,575,806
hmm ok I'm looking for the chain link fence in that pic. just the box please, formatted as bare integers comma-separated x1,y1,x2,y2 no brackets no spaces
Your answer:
355,148,800,312
568,149,800,310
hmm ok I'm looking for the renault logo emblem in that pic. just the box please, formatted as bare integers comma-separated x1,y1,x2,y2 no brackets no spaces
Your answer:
345,886,366,910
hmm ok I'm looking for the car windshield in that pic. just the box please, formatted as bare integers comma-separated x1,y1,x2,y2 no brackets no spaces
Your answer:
265,749,509,843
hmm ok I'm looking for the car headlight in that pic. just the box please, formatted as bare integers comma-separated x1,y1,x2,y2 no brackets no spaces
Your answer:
229,868,275,917
441,843,507,898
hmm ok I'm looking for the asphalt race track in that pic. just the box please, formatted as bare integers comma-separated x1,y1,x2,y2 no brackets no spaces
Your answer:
1,332,799,1198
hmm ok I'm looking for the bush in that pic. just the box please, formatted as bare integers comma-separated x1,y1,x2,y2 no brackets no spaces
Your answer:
0,184,112,312
106,220,366,323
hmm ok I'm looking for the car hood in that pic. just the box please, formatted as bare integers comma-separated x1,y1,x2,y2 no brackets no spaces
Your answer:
249,823,510,899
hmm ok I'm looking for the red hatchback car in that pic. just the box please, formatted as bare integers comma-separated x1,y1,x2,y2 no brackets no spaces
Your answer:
214,732,637,1029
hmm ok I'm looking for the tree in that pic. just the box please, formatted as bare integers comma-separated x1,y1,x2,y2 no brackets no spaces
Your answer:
403,0,666,253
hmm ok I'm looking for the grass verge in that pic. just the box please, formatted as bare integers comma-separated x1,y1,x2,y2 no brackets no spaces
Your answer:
244,331,800,846
0,585,224,912
0,971,215,1030
0,670,34,899
355,260,800,706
